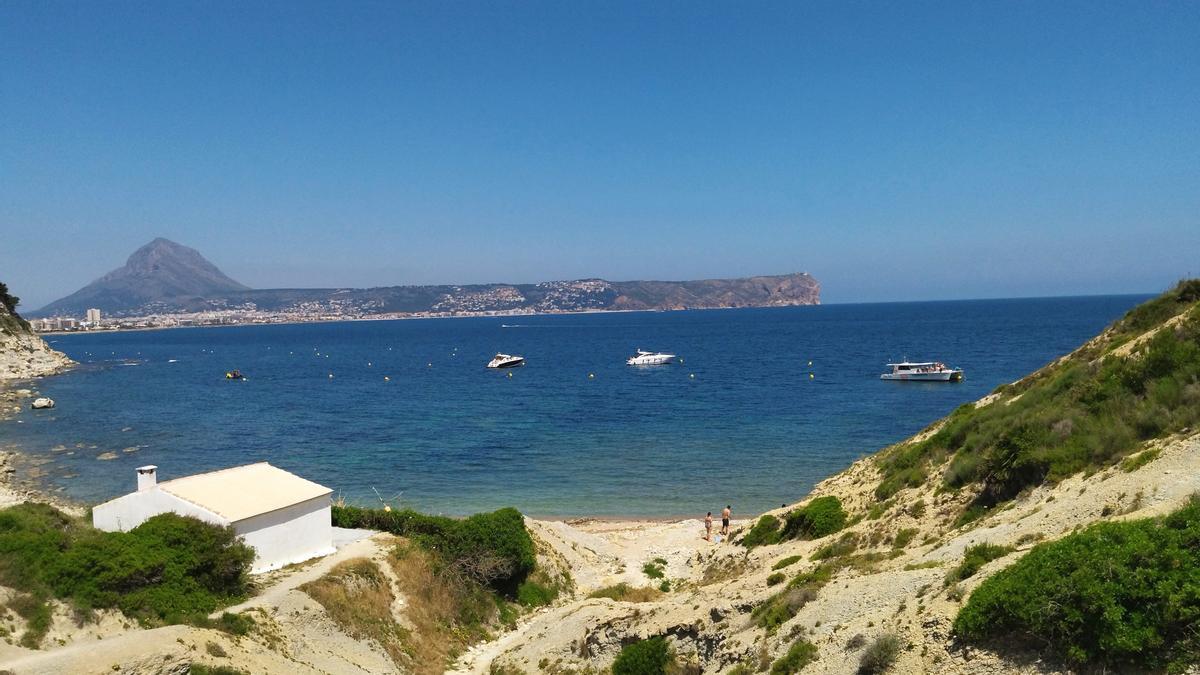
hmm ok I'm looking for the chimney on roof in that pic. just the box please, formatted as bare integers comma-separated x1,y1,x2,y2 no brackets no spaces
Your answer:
136,465,158,492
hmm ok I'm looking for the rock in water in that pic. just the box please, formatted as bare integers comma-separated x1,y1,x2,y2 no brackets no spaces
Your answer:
31,397,55,409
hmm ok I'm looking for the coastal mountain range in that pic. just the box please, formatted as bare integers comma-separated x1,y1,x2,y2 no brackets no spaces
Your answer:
33,238,820,318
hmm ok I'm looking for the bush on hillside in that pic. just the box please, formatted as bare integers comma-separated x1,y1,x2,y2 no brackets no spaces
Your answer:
515,579,557,607
0,281,19,313
0,504,254,645
943,542,1013,586
857,634,901,674
874,283,1200,518
331,505,535,593
741,514,783,548
612,636,671,675
771,638,818,674
954,497,1200,669
782,496,847,540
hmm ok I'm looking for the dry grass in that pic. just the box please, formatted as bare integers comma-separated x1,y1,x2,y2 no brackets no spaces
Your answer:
300,558,411,667
699,553,751,586
586,583,663,603
387,540,497,675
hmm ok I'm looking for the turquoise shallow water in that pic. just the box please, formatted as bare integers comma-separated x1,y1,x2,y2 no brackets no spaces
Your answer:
5,295,1147,517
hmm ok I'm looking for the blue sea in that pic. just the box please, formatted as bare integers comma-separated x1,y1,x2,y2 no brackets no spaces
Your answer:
5,296,1147,517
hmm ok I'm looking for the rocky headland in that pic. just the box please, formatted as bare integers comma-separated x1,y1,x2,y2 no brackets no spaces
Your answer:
32,238,821,318
0,302,73,382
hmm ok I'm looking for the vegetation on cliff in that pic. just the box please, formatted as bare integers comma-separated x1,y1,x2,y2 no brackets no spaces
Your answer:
875,280,1200,522
327,504,550,672
743,496,848,550
0,281,29,334
0,503,254,647
331,505,535,593
955,496,1200,670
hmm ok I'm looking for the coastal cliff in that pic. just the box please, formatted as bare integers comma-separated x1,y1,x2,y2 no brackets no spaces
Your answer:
0,290,72,381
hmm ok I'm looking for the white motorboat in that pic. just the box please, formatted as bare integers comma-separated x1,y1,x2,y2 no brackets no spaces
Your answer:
626,349,676,366
881,361,963,382
487,353,525,369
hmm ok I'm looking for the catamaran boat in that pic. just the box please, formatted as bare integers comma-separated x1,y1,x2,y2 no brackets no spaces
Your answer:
626,349,676,366
486,353,525,369
881,361,963,382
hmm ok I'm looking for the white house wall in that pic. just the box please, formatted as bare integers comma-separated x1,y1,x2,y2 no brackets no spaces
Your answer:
234,496,334,573
92,489,227,532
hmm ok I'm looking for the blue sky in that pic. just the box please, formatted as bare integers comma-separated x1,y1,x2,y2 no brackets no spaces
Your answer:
2,1,1198,309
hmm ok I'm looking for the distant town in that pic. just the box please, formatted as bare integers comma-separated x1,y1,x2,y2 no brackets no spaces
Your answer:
28,303,612,334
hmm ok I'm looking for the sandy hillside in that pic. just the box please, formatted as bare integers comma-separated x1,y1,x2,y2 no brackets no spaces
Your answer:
449,429,1199,675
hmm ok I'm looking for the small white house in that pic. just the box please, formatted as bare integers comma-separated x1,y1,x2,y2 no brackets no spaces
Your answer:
92,463,335,573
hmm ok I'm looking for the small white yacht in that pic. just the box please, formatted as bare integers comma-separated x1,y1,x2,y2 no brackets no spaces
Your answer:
881,361,963,382
626,349,676,366
487,353,525,369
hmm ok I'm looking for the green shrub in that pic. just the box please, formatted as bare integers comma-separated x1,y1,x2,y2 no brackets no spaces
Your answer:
742,515,783,548
515,580,557,608
772,555,802,570
766,572,785,586
782,497,847,540
0,504,254,642
612,635,671,674
892,528,918,549
203,611,255,636
642,560,665,579
857,634,901,674
771,638,817,674
0,281,19,313
753,564,834,634
811,532,857,560
332,505,535,593
954,498,1200,669
944,543,1013,586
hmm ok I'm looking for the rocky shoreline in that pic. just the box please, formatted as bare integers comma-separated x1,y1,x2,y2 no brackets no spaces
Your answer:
1,305,82,514
0,385,85,515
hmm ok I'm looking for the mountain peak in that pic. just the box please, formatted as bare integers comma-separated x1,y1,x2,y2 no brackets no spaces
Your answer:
34,239,249,317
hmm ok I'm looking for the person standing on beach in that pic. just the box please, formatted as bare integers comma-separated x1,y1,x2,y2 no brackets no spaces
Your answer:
721,505,731,537
704,512,713,541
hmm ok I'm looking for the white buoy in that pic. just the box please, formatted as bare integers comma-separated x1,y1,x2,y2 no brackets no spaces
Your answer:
427,362,432,368
507,372,513,378
588,373,595,379
808,360,813,366
329,373,334,379
690,373,695,379
809,373,814,379
384,376,390,381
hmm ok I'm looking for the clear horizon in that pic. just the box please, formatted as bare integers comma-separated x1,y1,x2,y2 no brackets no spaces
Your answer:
3,2,1198,309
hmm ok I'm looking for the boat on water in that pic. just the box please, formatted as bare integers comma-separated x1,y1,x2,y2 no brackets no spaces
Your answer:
881,361,963,382
626,349,676,366
487,353,525,369
225,369,246,380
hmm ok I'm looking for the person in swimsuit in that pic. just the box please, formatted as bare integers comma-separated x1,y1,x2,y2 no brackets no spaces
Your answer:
704,512,713,541
721,505,731,536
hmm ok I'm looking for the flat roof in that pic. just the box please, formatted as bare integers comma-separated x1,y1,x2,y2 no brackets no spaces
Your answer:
159,462,332,522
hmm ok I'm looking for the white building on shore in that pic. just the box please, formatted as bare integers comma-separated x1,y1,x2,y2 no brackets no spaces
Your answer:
92,463,335,573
